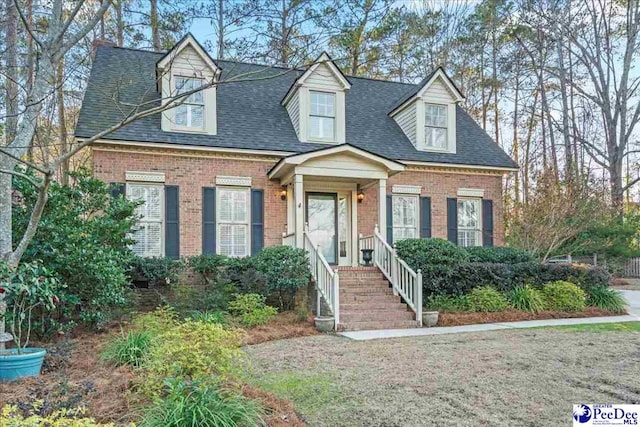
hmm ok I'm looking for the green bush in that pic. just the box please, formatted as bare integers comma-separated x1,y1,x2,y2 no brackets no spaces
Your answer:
506,285,545,313
541,281,586,312
169,281,237,316
395,238,470,277
469,286,510,312
223,256,267,296
140,319,244,397
128,256,183,287
464,246,534,264
188,310,228,325
229,293,278,328
254,246,311,310
13,170,139,329
188,254,228,285
102,330,153,367
140,379,263,427
132,305,179,336
424,294,473,312
586,286,626,313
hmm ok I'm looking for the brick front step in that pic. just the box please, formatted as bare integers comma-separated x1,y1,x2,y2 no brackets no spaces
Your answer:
340,302,407,311
340,310,414,322
339,320,418,331
339,279,390,286
340,294,401,304
340,288,394,296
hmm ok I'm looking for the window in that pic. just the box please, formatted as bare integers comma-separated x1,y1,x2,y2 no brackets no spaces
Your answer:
174,76,204,129
392,195,419,243
457,198,481,247
217,187,250,257
425,103,448,149
309,91,335,140
127,183,164,257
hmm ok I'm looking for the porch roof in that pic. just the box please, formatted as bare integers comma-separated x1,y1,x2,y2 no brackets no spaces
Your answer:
268,143,405,182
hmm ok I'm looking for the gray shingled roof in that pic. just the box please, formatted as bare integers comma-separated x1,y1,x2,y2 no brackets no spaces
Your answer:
75,45,517,169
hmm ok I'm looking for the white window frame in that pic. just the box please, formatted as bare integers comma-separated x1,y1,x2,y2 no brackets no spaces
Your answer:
424,103,448,150
457,198,482,247
216,186,251,258
126,182,165,258
173,76,205,131
308,91,336,141
392,194,419,244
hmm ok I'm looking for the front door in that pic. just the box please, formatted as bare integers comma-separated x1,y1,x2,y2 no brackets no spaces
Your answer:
306,193,337,264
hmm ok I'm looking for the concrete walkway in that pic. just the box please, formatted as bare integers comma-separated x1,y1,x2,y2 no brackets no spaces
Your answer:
619,289,640,316
339,314,640,341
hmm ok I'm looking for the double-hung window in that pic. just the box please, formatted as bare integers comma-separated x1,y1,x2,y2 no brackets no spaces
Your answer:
127,183,164,257
309,91,335,140
457,198,482,247
425,104,448,149
392,195,419,243
217,187,250,257
174,76,204,130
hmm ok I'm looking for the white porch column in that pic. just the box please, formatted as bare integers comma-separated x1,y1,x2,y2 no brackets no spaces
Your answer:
378,178,387,242
294,174,304,248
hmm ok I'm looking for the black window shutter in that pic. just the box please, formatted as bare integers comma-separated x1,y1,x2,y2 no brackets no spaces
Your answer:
202,187,216,254
447,197,458,244
420,196,431,238
251,189,264,255
386,195,393,244
165,185,180,259
109,182,125,198
482,199,494,247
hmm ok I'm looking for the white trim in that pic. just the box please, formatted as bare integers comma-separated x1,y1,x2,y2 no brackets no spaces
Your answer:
391,194,420,243
456,197,483,247
416,69,465,102
282,52,350,106
125,171,166,183
126,182,165,257
457,188,485,198
401,160,518,172
216,175,252,187
392,184,421,195
157,34,220,77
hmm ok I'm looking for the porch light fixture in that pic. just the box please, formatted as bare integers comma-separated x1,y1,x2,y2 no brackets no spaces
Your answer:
280,186,287,201
357,187,365,203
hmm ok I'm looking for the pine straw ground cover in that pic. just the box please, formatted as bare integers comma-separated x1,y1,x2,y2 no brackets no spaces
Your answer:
0,312,315,426
438,307,622,326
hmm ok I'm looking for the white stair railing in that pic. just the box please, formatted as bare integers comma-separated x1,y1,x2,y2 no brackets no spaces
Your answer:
303,229,340,330
359,225,422,327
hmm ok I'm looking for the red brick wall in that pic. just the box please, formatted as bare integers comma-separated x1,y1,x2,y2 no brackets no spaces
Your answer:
358,170,504,245
94,146,505,255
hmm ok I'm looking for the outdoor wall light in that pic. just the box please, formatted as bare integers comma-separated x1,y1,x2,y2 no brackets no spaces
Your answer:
357,189,365,203
280,186,287,201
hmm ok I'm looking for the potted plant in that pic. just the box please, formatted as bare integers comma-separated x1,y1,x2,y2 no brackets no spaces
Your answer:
422,304,439,328
0,261,60,382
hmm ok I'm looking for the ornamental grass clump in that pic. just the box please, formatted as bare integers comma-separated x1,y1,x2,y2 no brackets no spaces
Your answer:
541,281,586,312
102,330,153,367
506,285,546,313
586,286,626,313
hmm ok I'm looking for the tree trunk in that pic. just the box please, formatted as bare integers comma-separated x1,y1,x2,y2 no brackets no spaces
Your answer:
57,61,69,185
217,0,224,59
116,0,124,46
4,0,18,144
150,0,160,51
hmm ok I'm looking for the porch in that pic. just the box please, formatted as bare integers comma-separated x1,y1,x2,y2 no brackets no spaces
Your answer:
268,144,423,331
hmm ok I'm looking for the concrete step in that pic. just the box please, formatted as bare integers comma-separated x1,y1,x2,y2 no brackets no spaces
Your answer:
340,302,407,311
340,310,414,322
339,320,418,331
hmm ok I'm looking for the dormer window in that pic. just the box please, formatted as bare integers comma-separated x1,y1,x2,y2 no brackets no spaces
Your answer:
174,76,205,130
425,104,448,150
309,91,336,140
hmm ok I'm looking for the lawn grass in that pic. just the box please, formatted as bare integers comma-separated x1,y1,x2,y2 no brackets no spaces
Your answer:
548,321,640,333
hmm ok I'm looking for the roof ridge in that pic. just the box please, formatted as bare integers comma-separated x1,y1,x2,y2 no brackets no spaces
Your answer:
100,44,165,54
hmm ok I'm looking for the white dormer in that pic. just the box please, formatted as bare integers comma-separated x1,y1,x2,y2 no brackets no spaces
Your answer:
282,53,351,144
390,68,464,154
157,34,221,135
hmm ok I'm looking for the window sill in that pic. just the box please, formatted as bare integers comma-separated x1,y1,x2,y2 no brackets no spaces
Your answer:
169,126,211,135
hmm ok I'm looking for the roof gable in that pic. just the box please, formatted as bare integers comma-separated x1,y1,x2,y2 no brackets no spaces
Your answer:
282,52,350,105
389,68,464,116
156,33,221,77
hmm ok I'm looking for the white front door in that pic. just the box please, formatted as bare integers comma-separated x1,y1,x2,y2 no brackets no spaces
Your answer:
305,190,352,266
337,192,351,266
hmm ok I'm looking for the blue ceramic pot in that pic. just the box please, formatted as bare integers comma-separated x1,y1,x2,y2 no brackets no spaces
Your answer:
0,348,46,381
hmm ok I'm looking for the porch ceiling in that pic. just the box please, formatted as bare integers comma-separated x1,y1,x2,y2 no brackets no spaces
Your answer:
268,143,405,183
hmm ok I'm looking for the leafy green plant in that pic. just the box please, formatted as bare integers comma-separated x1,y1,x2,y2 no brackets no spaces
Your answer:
469,286,510,312
254,246,311,310
223,256,267,296
188,254,228,285
424,294,473,312
229,294,277,328
188,310,228,325
2,404,114,426
541,281,586,312
140,379,263,427
506,285,545,313
464,247,534,264
586,286,626,313
140,319,244,397
395,238,470,276
128,256,183,287
102,329,153,367
169,281,237,316
132,305,179,336
13,170,139,330
0,260,61,351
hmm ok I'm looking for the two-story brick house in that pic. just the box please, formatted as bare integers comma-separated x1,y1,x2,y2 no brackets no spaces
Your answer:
76,35,517,330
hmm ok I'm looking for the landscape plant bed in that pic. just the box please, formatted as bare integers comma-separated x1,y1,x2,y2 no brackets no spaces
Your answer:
437,307,623,327
243,312,319,346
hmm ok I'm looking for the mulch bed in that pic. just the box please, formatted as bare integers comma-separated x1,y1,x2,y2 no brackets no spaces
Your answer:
438,307,623,327
242,384,307,426
243,312,319,346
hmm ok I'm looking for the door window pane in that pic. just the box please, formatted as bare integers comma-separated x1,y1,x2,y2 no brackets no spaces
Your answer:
307,194,336,264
